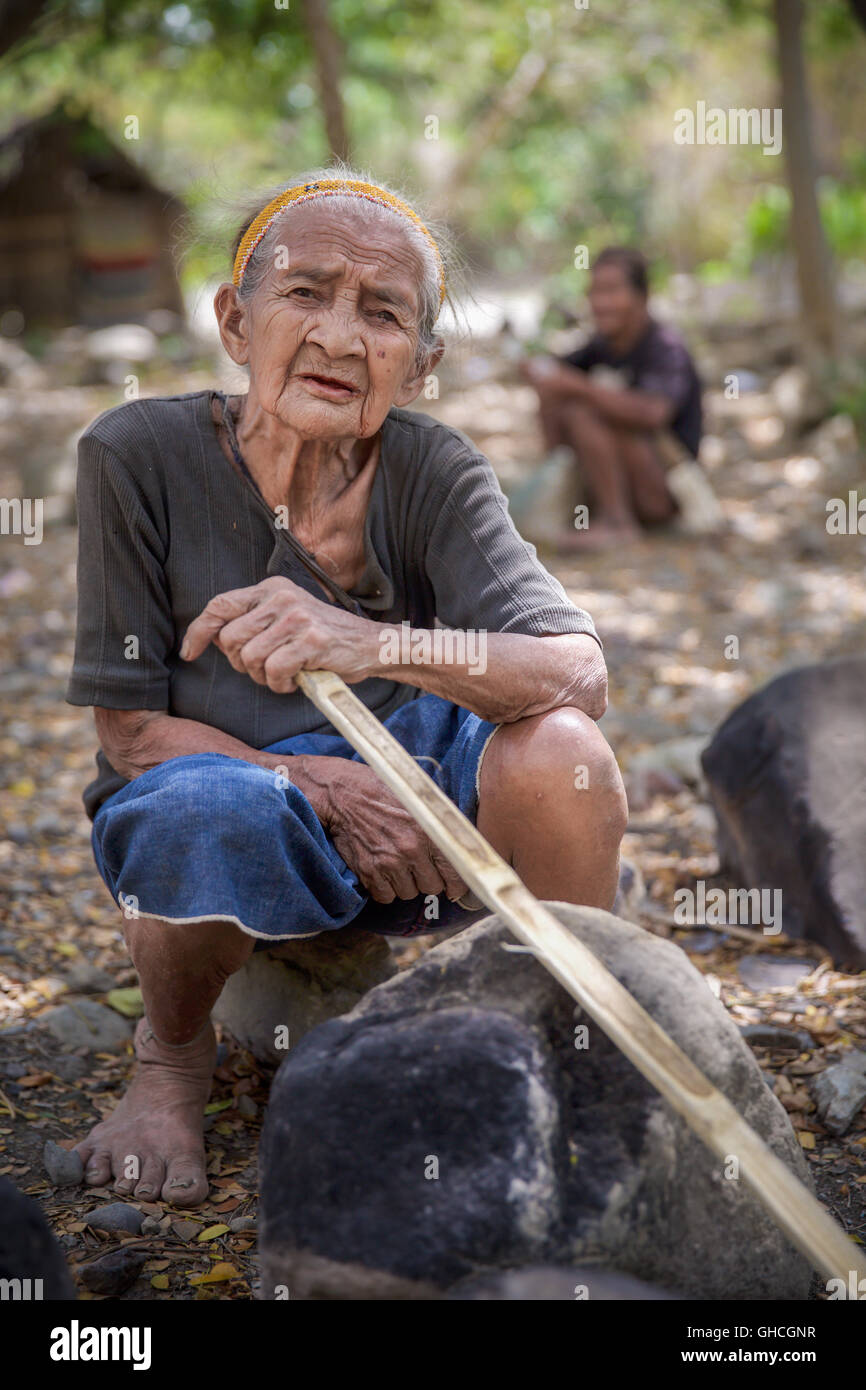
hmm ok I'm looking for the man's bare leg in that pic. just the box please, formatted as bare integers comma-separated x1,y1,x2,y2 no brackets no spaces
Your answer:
74,918,255,1206
616,430,677,525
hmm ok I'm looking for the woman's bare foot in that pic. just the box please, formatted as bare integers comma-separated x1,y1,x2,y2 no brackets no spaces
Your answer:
74,1017,216,1207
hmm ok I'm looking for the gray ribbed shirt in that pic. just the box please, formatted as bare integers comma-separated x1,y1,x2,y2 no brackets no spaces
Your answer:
66,390,599,817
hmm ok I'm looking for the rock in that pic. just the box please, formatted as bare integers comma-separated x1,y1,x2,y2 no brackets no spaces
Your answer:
737,956,814,992
447,1266,682,1300
676,928,730,953
229,1216,257,1234
85,324,158,364
702,659,866,968
803,413,860,479
86,1203,143,1236
0,1177,76,1299
626,735,710,809
49,1055,91,1083
237,1094,257,1119
43,1140,84,1187
62,960,116,994
32,813,65,839
171,1219,201,1242
811,1052,866,1136
141,1217,162,1236
41,998,132,1052
78,1249,147,1296
213,924,398,1065
259,906,812,1301
612,857,646,923
0,337,48,389
739,1024,815,1053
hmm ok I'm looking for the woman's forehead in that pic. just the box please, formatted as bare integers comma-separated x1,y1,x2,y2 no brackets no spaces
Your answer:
270,199,425,282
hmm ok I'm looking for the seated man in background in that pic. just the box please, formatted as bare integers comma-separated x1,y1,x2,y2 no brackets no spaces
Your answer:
522,246,704,551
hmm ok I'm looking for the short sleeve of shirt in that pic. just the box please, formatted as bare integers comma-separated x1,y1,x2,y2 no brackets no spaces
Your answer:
65,429,175,709
635,333,694,412
423,450,600,644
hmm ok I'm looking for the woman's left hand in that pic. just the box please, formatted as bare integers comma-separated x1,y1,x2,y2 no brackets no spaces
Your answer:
180,577,378,692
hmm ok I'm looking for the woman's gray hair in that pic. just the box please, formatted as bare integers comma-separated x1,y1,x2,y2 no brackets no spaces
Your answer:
231,164,460,372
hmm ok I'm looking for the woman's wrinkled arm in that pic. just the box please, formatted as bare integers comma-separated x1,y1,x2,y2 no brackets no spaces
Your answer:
93,708,333,820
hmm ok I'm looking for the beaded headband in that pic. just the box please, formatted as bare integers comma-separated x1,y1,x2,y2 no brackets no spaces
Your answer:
232,179,446,306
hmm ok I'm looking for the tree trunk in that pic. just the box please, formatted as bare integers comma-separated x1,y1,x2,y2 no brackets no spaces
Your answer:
299,0,350,164
773,0,839,361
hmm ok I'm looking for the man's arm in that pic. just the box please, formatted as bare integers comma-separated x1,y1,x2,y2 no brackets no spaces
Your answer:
538,363,674,431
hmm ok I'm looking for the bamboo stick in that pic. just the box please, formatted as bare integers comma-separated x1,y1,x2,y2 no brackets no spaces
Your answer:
296,668,866,1291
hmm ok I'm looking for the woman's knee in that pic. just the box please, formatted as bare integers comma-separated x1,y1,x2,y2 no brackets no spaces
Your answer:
480,707,628,840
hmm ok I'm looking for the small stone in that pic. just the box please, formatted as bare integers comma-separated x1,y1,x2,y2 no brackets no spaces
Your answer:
677,929,729,954
33,813,65,839
811,1052,866,1136
171,1218,201,1242
87,1202,143,1235
78,1248,147,1296
141,1216,162,1235
237,1094,257,1119
5,1061,28,1079
739,1024,815,1052
41,998,132,1052
43,1140,84,1187
737,956,814,992
63,959,116,994
229,1215,256,1234
50,1055,91,1083
4,823,30,846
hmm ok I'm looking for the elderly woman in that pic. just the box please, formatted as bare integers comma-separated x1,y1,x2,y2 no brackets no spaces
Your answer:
66,172,627,1207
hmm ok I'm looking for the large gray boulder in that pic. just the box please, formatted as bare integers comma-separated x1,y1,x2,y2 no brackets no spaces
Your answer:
213,925,397,1065
701,659,866,968
0,1178,75,1300
259,905,813,1301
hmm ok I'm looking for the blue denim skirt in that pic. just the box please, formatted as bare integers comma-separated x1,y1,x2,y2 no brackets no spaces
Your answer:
91,693,498,941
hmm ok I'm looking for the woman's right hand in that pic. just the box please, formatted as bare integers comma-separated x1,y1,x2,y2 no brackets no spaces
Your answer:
282,754,468,905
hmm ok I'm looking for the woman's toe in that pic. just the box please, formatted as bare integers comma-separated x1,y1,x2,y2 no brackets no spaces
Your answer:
134,1156,166,1200
82,1148,112,1186
162,1155,208,1207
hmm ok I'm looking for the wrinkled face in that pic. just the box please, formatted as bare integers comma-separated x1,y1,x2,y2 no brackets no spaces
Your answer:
221,201,433,440
588,261,644,339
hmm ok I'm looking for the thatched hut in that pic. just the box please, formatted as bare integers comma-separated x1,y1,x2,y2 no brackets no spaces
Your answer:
0,105,186,329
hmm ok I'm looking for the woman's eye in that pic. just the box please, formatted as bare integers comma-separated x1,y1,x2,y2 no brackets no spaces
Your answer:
374,308,398,323
289,287,314,298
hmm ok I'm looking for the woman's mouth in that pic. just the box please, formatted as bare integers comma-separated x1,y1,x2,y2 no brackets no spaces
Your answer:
298,373,359,400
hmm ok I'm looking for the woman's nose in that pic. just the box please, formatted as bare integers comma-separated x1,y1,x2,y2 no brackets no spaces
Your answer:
306,309,365,358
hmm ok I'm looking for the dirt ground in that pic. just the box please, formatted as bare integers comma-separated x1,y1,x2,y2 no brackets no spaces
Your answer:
0,359,864,1300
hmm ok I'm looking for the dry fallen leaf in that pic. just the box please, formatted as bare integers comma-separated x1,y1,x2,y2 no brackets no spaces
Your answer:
189,1261,239,1285
197,1224,230,1242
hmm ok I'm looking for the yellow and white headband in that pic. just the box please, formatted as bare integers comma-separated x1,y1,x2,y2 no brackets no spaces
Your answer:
232,179,446,306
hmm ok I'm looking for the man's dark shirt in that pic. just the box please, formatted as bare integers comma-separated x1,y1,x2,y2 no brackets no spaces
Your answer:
563,318,702,457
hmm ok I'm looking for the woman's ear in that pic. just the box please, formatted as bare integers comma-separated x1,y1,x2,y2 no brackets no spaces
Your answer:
213,283,250,366
393,338,445,407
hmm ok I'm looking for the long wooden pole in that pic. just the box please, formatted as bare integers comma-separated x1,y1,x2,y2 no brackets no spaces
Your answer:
297,668,866,1290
